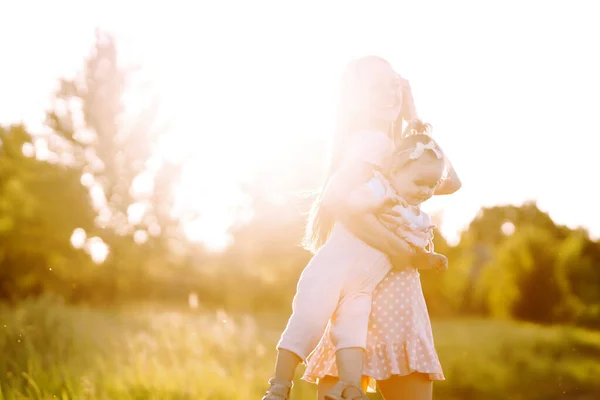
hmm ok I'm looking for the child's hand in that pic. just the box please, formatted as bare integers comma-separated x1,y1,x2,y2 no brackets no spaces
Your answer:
432,253,449,272
412,251,448,272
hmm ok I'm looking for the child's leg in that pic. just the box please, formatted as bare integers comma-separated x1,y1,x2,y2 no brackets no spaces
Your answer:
330,297,371,389
326,250,389,399
277,266,345,362
322,291,374,399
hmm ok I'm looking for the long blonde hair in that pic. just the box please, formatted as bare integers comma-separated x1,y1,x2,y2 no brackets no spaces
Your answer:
302,56,394,253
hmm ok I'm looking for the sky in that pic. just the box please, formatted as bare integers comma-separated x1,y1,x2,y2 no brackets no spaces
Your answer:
1,0,599,247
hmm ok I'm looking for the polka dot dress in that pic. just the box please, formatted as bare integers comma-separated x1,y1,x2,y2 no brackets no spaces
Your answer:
302,269,445,392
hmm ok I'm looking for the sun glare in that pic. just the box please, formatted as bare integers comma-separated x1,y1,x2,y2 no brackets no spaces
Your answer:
140,48,337,250
71,228,110,264
169,154,252,251
3,0,599,250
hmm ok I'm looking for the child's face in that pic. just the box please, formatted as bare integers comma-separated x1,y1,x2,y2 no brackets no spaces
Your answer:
390,157,445,206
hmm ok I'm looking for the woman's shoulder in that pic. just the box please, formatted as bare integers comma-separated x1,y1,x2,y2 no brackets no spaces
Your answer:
347,130,394,167
352,129,392,147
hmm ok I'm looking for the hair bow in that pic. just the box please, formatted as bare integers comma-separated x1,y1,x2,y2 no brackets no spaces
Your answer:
409,141,443,160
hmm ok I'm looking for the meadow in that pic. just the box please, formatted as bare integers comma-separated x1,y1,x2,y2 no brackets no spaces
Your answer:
1,297,599,400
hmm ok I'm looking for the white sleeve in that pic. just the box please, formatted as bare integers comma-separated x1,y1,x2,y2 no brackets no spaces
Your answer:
364,176,387,198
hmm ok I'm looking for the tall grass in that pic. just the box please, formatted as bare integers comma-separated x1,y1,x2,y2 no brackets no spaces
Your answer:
1,296,599,399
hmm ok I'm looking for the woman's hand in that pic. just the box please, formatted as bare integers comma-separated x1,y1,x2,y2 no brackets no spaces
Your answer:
385,232,415,258
378,205,412,226
433,147,462,196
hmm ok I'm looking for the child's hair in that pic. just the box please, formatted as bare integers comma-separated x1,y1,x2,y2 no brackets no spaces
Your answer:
391,122,446,176
398,119,432,143
302,56,391,253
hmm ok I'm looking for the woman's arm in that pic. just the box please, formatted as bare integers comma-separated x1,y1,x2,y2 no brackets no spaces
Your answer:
400,78,418,123
337,211,414,261
434,157,462,195
393,77,419,144
395,77,461,196
321,161,413,261
321,161,379,212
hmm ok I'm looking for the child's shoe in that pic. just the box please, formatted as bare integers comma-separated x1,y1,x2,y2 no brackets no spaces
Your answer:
324,381,369,400
261,378,293,400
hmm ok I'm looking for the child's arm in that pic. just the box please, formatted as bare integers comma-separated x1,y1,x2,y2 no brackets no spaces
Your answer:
343,171,403,214
321,131,393,212
340,208,446,271
321,161,376,213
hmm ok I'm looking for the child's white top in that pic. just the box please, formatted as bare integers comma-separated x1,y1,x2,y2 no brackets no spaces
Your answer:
344,129,434,250
364,170,435,251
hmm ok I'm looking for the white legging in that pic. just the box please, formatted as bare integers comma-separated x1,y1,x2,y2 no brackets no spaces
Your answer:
277,223,391,361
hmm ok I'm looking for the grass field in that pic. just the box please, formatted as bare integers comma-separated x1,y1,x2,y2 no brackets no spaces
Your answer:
1,297,599,399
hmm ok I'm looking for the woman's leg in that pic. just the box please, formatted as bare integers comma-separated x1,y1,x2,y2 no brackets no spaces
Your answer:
377,373,433,400
317,376,339,400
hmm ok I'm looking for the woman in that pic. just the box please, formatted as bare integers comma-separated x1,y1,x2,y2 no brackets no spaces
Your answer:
302,56,461,400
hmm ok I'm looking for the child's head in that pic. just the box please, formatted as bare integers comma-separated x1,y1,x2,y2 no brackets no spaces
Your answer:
389,125,446,206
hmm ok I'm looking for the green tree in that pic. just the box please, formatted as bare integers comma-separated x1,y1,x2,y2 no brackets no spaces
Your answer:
0,125,95,302
457,202,566,314
44,31,185,302
420,225,470,316
46,31,175,234
554,232,600,327
479,226,563,323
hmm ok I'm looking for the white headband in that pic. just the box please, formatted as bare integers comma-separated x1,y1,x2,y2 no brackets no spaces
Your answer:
400,141,443,161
